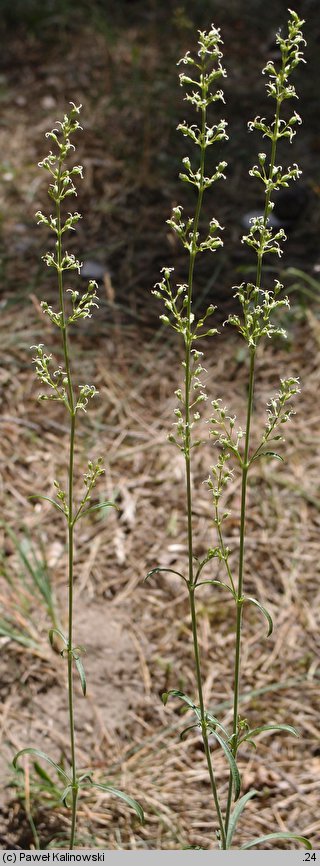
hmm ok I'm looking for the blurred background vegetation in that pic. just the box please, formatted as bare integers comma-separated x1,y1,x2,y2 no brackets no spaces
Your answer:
0,0,319,318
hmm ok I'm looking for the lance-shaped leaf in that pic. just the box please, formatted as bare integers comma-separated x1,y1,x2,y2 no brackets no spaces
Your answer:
78,772,93,786
28,494,67,515
91,782,144,823
48,627,68,649
75,655,87,697
13,748,71,783
161,689,198,713
242,596,273,637
238,723,299,746
75,500,117,521
209,730,241,801
251,450,284,463
196,579,235,597
33,762,58,788
145,567,188,585
205,712,229,738
226,790,258,848
180,723,200,741
242,832,312,850
60,785,72,807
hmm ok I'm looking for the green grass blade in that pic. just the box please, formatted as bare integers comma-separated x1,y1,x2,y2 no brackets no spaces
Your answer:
240,723,299,745
242,832,312,849
91,782,144,823
5,525,54,611
243,596,273,637
13,749,71,784
33,761,58,789
0,621,39,649
210,730,241,801
226,790,258,848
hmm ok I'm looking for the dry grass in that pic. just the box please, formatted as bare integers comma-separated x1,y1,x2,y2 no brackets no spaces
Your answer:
0,4,319,849
0,293,319,849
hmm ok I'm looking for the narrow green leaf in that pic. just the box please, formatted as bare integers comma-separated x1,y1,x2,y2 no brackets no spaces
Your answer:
75,500,117,522
48,627,67,648
72,644,86,656
28,494,66,515
3,524,54,608
145,567,187,584
210,730,241,801
60,785,72,807
91,782,144,823
78,773,93,786
205,712,229,738
75,656,87,696
226,790,258,847
245,739,257,749
33,761,57,788
252,451,284,463
240,723,299,744
196,579,234,596
242,596,274,636
163,689,197,709
242,832,312,850
263,451,283,461
0,623,39,649
180,723,200,741
13,749,71,783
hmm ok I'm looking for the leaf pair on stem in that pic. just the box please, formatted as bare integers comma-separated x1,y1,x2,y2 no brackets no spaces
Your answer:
14,103,143,847
150,9,311,851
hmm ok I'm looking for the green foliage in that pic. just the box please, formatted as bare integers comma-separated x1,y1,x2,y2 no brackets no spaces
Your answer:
6,5,312,853
0,525,60,653
151,9,310,851
13,103,143,848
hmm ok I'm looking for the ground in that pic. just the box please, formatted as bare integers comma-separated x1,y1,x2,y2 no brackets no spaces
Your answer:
0,0,319,851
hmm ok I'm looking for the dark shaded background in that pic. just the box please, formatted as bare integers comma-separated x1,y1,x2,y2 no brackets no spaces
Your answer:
0,0,319,321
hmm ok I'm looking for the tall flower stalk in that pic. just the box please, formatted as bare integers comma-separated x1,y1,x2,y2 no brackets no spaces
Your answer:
151,25,228,847
150,12,311,850
13,104,143,849
221,10,307,834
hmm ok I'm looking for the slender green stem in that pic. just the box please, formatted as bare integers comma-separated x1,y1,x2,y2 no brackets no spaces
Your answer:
189,587,226,849
56,167,78,848
67,418,77,849
184,102,205,587
183,93,225,848
225,90,282,840
215,504,236,597
224,350,255,836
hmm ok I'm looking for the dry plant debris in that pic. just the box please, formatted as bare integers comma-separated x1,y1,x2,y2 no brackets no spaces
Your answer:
0,296,319,847
0,1,319,850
